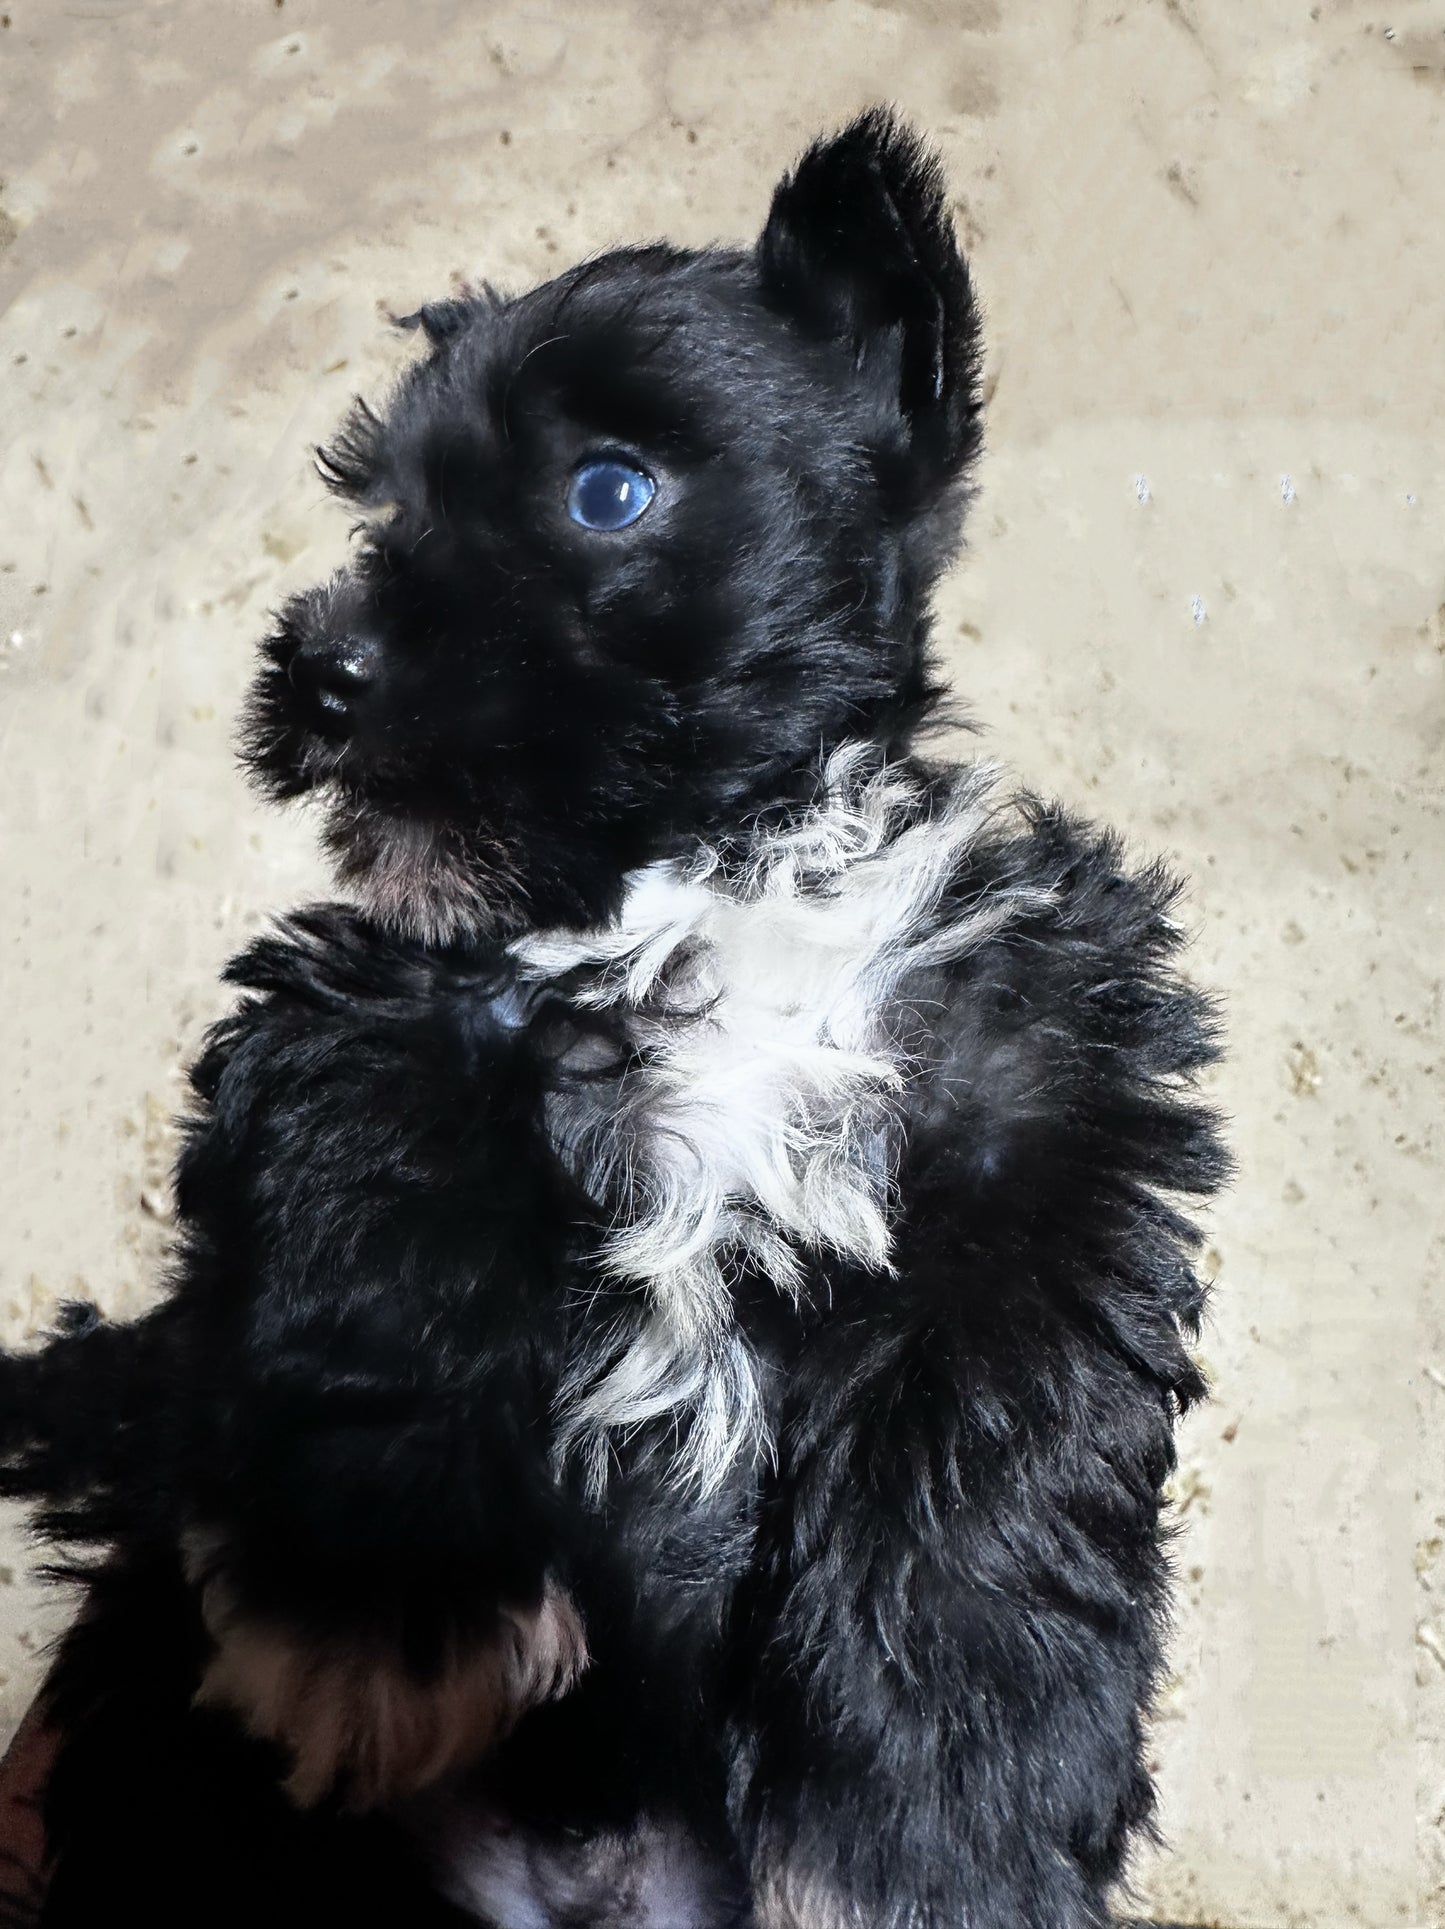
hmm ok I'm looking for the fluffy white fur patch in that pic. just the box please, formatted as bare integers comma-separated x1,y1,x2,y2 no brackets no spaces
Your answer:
511,747,1049,1494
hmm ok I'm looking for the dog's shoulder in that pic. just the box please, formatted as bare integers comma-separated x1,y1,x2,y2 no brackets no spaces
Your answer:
219,901,496,1010
899,790,1229,1218
187,903,534,1119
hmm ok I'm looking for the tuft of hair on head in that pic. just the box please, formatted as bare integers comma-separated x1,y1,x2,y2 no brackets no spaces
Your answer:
758,107,983,487
389,286,502,346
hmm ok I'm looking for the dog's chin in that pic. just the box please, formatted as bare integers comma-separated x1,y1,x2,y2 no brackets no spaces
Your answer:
321,796,527,949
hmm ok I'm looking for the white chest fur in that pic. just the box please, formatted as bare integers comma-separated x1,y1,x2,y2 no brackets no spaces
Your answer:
511,747,1048,1493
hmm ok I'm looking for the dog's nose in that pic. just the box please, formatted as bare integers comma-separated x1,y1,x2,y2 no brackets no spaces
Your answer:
287,637,379,727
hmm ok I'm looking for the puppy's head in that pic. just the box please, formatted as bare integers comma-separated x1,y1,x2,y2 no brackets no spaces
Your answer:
242,111,983,943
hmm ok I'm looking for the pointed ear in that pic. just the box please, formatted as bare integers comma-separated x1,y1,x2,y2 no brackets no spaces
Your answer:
759,110,982,477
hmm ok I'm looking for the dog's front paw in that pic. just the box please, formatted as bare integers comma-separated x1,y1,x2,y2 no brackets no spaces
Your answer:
194,1581,587,1810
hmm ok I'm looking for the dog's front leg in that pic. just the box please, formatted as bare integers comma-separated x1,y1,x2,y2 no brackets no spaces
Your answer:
191,1558,586,1811
177,1247,589,1811
728,1299,1180,1929
169,932,589,1812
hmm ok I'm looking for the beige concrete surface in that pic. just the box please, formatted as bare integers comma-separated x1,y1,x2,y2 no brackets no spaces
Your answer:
0,0,1440,1921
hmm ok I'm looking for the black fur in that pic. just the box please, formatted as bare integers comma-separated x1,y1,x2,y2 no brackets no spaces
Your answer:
0,112,1227,1927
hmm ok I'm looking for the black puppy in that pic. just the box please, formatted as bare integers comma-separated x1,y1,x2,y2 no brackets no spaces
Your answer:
0,112,1226,1927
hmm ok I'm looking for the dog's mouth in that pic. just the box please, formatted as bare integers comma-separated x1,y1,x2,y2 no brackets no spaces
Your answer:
320,793,530,948
240,653,525,945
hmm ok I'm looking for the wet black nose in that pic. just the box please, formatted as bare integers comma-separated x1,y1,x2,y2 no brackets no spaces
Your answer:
287,637,379,729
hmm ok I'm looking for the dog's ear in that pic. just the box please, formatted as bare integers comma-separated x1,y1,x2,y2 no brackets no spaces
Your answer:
759,110,982,478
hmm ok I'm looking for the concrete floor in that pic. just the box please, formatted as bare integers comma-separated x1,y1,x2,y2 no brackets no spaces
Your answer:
0,1,1440,1922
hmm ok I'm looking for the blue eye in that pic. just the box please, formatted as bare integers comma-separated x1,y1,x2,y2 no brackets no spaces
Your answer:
566,458,656,531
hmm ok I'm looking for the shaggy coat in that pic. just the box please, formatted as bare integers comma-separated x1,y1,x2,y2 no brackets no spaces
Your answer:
0,113,1226,1928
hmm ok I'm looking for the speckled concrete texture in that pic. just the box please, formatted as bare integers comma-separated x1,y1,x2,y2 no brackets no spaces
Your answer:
0,2,1440,1922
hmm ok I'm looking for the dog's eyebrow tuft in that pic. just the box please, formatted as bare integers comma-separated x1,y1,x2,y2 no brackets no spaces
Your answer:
315,397,388,502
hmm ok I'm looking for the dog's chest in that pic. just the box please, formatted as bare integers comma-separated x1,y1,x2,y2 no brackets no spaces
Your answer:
521,832,915,1319
509,751,1044,1491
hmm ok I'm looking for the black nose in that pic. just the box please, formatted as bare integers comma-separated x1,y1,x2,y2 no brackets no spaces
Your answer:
287,637,379,728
